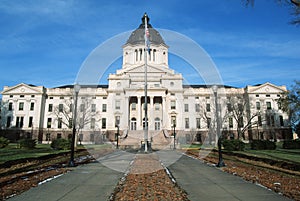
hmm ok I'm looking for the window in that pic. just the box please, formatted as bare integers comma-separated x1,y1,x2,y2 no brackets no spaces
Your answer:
195,97,199,99
28,116,33,127
185,118,189,129
279,115,284,126
49,97,53,99
103,96,107,99
115,116,120,127
69,118,73,129
206,103,210,112
229,117,233,128
8,102,13,111
132,102,136,110
18,117,24,128
238,117,244,128
90,118,95,129
102,104,107,112
91,104,96,112
57,133,62,139
59,104,63,112
20,95,24,98
102,118,106,129
115,100,120,110
69,104,73,113
79,118,84,129
155,117,160,130
256,102,261,110
171,100,176,110
256,94,259,97
6,116,11,128
171,93,175,96
258,115,262,126
131,118,137,130
196,118,201,129
266,94,270,97
271,115,275,127
195,104,200,112
60,96,64,99
9,95,13,98
170,82,174,87
47,118,52,128
227,103,232,112
19,102,24,111
266,102,272,110
184,104,189,112
90,134,95,142
48,104,53,112
58,118,62,129
31,95,35,98
30,102,34,111
80,104,85,112
207,118,211,128
171,116,176,127
155,103,160,110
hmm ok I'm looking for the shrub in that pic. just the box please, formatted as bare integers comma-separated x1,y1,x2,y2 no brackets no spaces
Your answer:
0,137,10,148
251,140,276,150
51,138,71,150
19,138,36,149
222,139,245,151
283,140,300,149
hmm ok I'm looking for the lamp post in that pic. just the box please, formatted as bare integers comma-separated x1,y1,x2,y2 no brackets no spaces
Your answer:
173,119,176,150
212,85,225,167
116,124,119,149
69,83,80,167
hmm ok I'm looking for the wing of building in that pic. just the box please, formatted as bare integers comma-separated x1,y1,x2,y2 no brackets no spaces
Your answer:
0,14,292,148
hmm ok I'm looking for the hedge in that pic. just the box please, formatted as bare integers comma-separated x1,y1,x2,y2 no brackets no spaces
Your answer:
282,140,300,149
51,138,71,150
19,138,36,149
250,140,276,150
222,139,245,151
0,137,10,148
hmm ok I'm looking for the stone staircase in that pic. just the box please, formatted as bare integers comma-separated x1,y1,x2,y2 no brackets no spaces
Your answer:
119,130,173,150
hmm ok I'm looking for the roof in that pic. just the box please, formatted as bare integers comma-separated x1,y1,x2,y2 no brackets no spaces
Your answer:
183,84,237,89
125,13,166,46
54,84,108,89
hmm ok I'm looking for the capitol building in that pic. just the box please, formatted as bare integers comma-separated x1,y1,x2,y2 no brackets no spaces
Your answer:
0,14,292,148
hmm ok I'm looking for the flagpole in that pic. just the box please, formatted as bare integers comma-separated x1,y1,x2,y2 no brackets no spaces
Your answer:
144,13,148,153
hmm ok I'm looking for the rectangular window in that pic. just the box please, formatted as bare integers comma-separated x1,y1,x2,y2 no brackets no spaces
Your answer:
195,104,200,112
16,117,20,128
115,100,120,110
185,118,189,129
91,104,96,112
207,118,211,128
115,116,120,127
271,115,275,127
258,115,262,126
102,104,107,112
102,118,106,129
19,102,24,111
155,103,160,110
90,118,95,129
132,102,136,110
48,104,53,112
28,116,33,127
80,104,85,112
69,103,73,113
59,104,63,112
206,103,210,112
266,102,272,110
196,118,201,129
79,118,84,128
279,115,284,126
227,103,232,112
30,102,34,111
256,102,261,110
184,104,189,112
69,118,73,129
20,117,24,128
171,100,176,110
47,118,52,128
58,118,62,129
8,102,13,111
6,116,11,128
229,117,233,128
238,117,244,128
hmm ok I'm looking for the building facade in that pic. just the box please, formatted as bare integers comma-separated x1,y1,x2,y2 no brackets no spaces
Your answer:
0,14,292,146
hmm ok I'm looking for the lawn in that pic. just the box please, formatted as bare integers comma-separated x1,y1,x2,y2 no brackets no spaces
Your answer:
0,143,70,164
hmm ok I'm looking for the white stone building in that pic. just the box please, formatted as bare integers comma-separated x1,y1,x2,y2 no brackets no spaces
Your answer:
0,14,292,147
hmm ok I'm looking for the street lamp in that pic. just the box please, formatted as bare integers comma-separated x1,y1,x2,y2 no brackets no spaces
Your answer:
115,124,119,149
173,119,176,150
212,85,225,167
69,83,80,167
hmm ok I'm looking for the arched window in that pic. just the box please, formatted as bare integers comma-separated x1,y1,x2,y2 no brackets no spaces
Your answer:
155,117,160,130
131,117,137,130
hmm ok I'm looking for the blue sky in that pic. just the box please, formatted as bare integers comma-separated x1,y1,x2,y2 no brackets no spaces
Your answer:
0,0,299,93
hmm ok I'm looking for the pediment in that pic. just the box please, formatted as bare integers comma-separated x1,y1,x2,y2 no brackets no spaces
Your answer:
2,83,44,95
122,65,174,75
248,82,286,94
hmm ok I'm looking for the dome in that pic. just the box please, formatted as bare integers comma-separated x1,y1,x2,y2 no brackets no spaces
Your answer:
125,13,166,46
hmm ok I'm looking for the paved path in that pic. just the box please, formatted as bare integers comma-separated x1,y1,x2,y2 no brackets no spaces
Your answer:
162,151,292,201
8,150,293,201
8,150,134,201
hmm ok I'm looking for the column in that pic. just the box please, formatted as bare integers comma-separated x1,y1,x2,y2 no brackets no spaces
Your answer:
162,96,167,129
150,96,154,130
137,96,141,130
124,96,129,131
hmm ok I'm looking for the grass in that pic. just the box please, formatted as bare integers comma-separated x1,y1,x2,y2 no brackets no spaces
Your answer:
0,143,69,164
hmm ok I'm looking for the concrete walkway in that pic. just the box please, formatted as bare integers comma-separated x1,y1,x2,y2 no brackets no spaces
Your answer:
8,150,293,201
161,151,292,201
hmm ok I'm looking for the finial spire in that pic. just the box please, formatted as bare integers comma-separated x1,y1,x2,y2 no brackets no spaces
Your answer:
142,12,150,26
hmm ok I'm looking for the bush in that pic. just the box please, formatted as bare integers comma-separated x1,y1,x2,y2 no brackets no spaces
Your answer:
251,140,276,150
283,140,300,149
51,138,71,150
19,138,36,149
222,139,245,151
0,137,10,148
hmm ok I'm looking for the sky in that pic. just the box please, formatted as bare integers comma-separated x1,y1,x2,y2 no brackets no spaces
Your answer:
0,0,300,94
